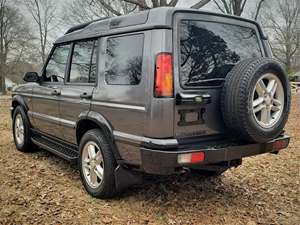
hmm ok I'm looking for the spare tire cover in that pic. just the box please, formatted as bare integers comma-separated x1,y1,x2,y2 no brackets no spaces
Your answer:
221,58,291,143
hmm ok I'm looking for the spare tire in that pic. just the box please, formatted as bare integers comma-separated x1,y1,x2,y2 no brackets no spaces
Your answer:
221,58,291,143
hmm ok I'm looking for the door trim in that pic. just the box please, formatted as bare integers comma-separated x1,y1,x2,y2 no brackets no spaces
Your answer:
28,111,76,128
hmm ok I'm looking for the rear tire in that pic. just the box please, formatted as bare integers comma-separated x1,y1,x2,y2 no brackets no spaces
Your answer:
78,129,117,198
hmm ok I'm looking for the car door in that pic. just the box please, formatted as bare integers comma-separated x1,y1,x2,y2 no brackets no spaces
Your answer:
59,40,98,144
31,44,71,138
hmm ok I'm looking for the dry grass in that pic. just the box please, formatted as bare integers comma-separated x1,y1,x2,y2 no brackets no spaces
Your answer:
0,94,299,225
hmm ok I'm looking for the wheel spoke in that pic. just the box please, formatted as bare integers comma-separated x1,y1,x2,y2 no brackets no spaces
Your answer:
271,105,281,112
19,127,24,135
94,165,104,180
87,144,96,159
90,169,97,185
273,99,282,106
256,80,267,96
82,160,90,170
270,82,278,97
254,104,265,113
95,150,103,164
16,118,20,128
253,97,264,108
261,108,271,123
267,79,276,93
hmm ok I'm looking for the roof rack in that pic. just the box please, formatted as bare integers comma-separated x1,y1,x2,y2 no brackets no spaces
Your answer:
65,17,110,34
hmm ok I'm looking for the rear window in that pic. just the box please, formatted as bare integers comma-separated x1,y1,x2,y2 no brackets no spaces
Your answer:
179,20,262,87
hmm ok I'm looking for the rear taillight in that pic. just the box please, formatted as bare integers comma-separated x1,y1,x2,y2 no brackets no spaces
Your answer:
154,53,173,97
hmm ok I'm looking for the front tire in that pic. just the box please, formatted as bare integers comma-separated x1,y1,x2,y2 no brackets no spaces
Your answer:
78,129,117,198
12,106,35,152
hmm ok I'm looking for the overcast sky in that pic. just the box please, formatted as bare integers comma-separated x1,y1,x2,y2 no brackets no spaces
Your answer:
14,0,262,46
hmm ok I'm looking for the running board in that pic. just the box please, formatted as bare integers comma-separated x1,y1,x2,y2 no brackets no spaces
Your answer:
31,135,78,163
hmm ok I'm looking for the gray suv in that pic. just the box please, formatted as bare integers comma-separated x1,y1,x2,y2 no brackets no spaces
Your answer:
11,7,291,198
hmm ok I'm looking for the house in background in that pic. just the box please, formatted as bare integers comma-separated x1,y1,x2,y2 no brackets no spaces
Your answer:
4,77,16,92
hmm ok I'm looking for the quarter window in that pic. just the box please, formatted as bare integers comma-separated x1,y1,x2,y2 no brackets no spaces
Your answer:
44,45,71,82
105,34,144,85
69,40,98,83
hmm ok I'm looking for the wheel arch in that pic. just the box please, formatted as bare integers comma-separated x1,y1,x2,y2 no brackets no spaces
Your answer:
11,95,29,118
76,111,121,159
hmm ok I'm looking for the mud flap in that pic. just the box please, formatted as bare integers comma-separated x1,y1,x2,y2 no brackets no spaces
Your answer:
114,165,143,191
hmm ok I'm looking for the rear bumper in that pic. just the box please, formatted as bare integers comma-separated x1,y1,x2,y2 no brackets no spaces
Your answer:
138,135,290,174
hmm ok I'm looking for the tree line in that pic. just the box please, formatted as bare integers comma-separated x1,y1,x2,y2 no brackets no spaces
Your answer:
0,0,299,93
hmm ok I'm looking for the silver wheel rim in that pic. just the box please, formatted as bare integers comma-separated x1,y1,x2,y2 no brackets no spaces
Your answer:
14,114,24,145
252,73,284,128
82,141,104,189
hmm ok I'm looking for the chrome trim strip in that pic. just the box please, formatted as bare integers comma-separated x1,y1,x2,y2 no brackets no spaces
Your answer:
14,93,145,111
28,111,76,128
92,101,146,111
113,131,178,148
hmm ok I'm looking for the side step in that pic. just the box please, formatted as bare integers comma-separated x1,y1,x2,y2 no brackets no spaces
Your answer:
31,135,78,163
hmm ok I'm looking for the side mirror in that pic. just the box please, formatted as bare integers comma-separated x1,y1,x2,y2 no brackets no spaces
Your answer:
23,72,39,83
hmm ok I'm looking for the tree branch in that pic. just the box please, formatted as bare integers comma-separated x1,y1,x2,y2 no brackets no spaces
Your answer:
168,0,179,7
190,0,211,9
254,0,265,20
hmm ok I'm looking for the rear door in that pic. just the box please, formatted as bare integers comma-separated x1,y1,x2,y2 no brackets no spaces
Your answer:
173,13,264,138
59,39,98,144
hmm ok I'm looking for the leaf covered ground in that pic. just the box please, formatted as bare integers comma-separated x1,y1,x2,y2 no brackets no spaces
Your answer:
0,94,299,225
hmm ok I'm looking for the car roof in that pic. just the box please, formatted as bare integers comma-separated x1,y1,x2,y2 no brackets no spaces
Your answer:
55,7,264,44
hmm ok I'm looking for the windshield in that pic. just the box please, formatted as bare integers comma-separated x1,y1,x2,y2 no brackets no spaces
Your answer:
179,20,262,87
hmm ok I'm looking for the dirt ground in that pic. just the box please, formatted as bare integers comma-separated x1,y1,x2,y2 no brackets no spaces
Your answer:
0,94,299,225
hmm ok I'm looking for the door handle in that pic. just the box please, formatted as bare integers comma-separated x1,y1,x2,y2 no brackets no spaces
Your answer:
80,92,92,99
51,89,61,96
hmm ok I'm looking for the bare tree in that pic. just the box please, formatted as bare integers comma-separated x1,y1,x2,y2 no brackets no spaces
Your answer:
0,0,32,94
24,0,56,64
262,0,300,72
212,0,266,19
64,0,212,25
64,0,138,25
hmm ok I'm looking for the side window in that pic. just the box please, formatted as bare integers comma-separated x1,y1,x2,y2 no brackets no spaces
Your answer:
68,40,98,83
44,45,71,82
105,34,144,85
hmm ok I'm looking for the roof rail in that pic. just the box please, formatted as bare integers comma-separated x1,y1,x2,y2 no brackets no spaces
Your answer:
65,17,110,34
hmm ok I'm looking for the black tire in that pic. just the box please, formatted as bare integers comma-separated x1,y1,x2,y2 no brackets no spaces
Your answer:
78,129,117,198
12,106,36,152
221,58,291,143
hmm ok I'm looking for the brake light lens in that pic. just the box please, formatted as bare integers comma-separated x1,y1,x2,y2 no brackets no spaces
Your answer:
154,53,173,97
178,152,205,164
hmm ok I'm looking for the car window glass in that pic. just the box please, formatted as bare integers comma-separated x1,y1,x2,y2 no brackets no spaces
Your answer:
69,40,97,83
44,45,70,82
180,20,262,87
105,34,144,85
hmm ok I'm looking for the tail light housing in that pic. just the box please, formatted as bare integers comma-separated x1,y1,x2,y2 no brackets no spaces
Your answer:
178,152,205,164
154,53,173,97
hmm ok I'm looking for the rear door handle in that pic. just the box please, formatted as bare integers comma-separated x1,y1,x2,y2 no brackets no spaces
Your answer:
80,92,92,99
51,89,61,96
